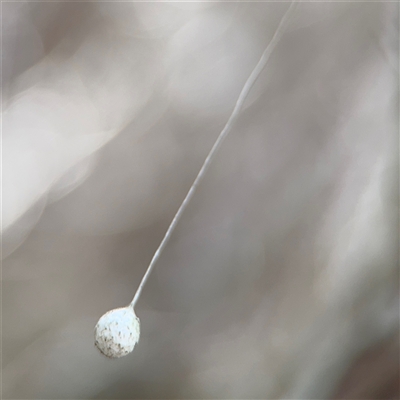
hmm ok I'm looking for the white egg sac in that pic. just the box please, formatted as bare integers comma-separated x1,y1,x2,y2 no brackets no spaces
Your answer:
94,307,140,358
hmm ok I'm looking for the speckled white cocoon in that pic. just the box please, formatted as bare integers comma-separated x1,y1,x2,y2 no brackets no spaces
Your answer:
94,307,140,358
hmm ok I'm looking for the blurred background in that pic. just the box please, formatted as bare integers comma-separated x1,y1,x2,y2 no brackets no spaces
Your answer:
2,1,399,398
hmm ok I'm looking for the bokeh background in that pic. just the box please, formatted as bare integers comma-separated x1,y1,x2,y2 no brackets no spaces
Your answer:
2,1,399,398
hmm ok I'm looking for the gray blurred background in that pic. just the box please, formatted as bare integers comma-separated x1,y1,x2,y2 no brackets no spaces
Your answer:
2,1,399,398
